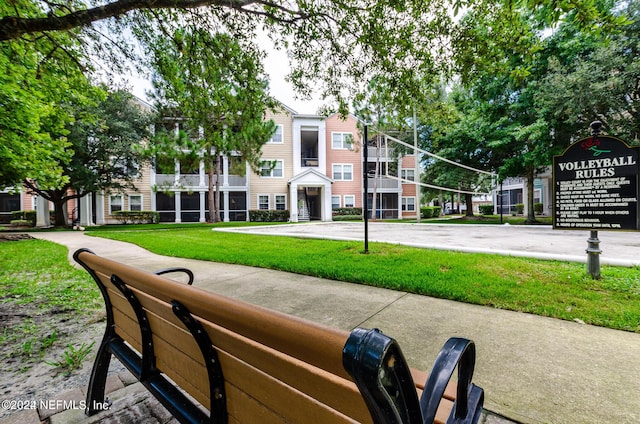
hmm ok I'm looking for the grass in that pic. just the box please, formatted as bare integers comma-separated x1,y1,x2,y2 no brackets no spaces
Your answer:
0,240,101,310
0,239,101,368
46,341,95,374
85,224,640,333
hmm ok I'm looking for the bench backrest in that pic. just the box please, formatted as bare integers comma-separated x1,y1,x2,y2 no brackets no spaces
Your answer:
76,249,376,423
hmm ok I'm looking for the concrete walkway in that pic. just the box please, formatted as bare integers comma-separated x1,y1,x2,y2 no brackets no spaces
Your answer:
22,227,640,423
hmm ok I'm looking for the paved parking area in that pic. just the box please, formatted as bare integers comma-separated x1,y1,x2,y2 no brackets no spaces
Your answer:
220,221,640,266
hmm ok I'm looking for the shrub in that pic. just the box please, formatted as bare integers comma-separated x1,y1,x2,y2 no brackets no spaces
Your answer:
332,207,363,216
432,206,442,217
478,204,494,215
113,210,159,224
333,214,363,221
249,210,290,222
11,210,36,226
534,203,544,215
516,203,524,215
420,206,434,219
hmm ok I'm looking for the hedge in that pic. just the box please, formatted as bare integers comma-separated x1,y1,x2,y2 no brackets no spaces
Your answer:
420,206,443,219
333,214,363,221
113,210,159,224
249,210,290,222
534,203,544,215
478,204,494,215
332,207,363,216
12,210,36,226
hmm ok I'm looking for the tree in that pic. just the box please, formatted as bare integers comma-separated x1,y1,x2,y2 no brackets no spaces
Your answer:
417,84,500,217
1,1,618,115
0,0,89,189
148,28,277,222
536,0,640,143
23,88,152,226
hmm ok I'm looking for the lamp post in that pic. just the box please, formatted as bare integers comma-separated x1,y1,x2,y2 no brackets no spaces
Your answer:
586,120,603,280
363,124,369,254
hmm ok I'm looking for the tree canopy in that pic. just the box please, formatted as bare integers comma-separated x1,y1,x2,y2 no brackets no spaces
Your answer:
1,0,623,113
23,88,152,226
147,28,277,222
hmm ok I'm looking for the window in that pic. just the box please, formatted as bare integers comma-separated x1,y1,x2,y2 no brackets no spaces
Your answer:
344,195,355,208
109,195,123,214
401,169,415,182
275,195,286,211
332,164,353,181
129,194,143,211
402,197,416,212
332,132,354,150
258,195,269,210
332,196,341,210
268,125,284,143
260,160,284,178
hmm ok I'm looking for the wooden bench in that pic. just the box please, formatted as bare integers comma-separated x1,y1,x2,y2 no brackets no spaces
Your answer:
74,248,484,424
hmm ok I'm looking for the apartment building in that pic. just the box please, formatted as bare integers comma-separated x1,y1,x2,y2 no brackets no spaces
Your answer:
6,102,421,226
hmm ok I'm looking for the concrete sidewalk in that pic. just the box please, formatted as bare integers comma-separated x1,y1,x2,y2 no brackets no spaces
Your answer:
24,230,640,423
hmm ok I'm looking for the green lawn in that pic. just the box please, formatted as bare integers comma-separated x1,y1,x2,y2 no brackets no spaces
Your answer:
85,224,640,333
0,240,102,370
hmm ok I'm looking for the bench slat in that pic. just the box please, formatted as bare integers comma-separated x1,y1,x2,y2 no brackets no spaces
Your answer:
94,263,372,421
81,252,352,378
132,283,373,421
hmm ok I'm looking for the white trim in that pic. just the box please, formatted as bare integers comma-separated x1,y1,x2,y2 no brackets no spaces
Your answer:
400,168,415,182
332,163,353,181
344,195,355,208
402,196,416,212
275,194,287,211
260,159,284,178
331,195,341,209
267,124,284,144
257,194,270,210
109,194,124,215
331,132,354,150
128,194,143,211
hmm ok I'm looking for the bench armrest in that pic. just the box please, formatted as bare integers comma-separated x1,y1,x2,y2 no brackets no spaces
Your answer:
343,328,484,424
419,338,484,424
153,268,194,285
343,328,423,424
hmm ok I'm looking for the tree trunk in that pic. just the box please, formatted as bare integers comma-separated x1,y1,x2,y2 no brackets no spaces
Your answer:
214,156,222,223
464,193,474,217
207,154,216,223
53,198,68,227
526,167,537,224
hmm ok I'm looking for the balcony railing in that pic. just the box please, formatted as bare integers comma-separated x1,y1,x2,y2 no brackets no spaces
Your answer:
155,174,247,188
367,176,400,189
302,157,319,167
367,146,395,160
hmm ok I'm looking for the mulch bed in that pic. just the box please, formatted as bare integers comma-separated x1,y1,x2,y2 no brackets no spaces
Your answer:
0,233,35,241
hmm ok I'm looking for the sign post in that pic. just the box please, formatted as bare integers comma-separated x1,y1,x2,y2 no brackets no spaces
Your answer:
553,121,640,279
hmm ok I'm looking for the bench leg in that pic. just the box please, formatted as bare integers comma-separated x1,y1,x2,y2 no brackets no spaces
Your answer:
85,333,114,416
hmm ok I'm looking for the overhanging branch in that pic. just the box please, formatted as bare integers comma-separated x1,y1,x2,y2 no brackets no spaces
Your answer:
0,0,281,40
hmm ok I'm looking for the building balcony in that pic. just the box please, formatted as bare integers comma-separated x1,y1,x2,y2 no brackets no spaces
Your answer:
367,146,395,160
366,176,401,190
155,174,247,188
